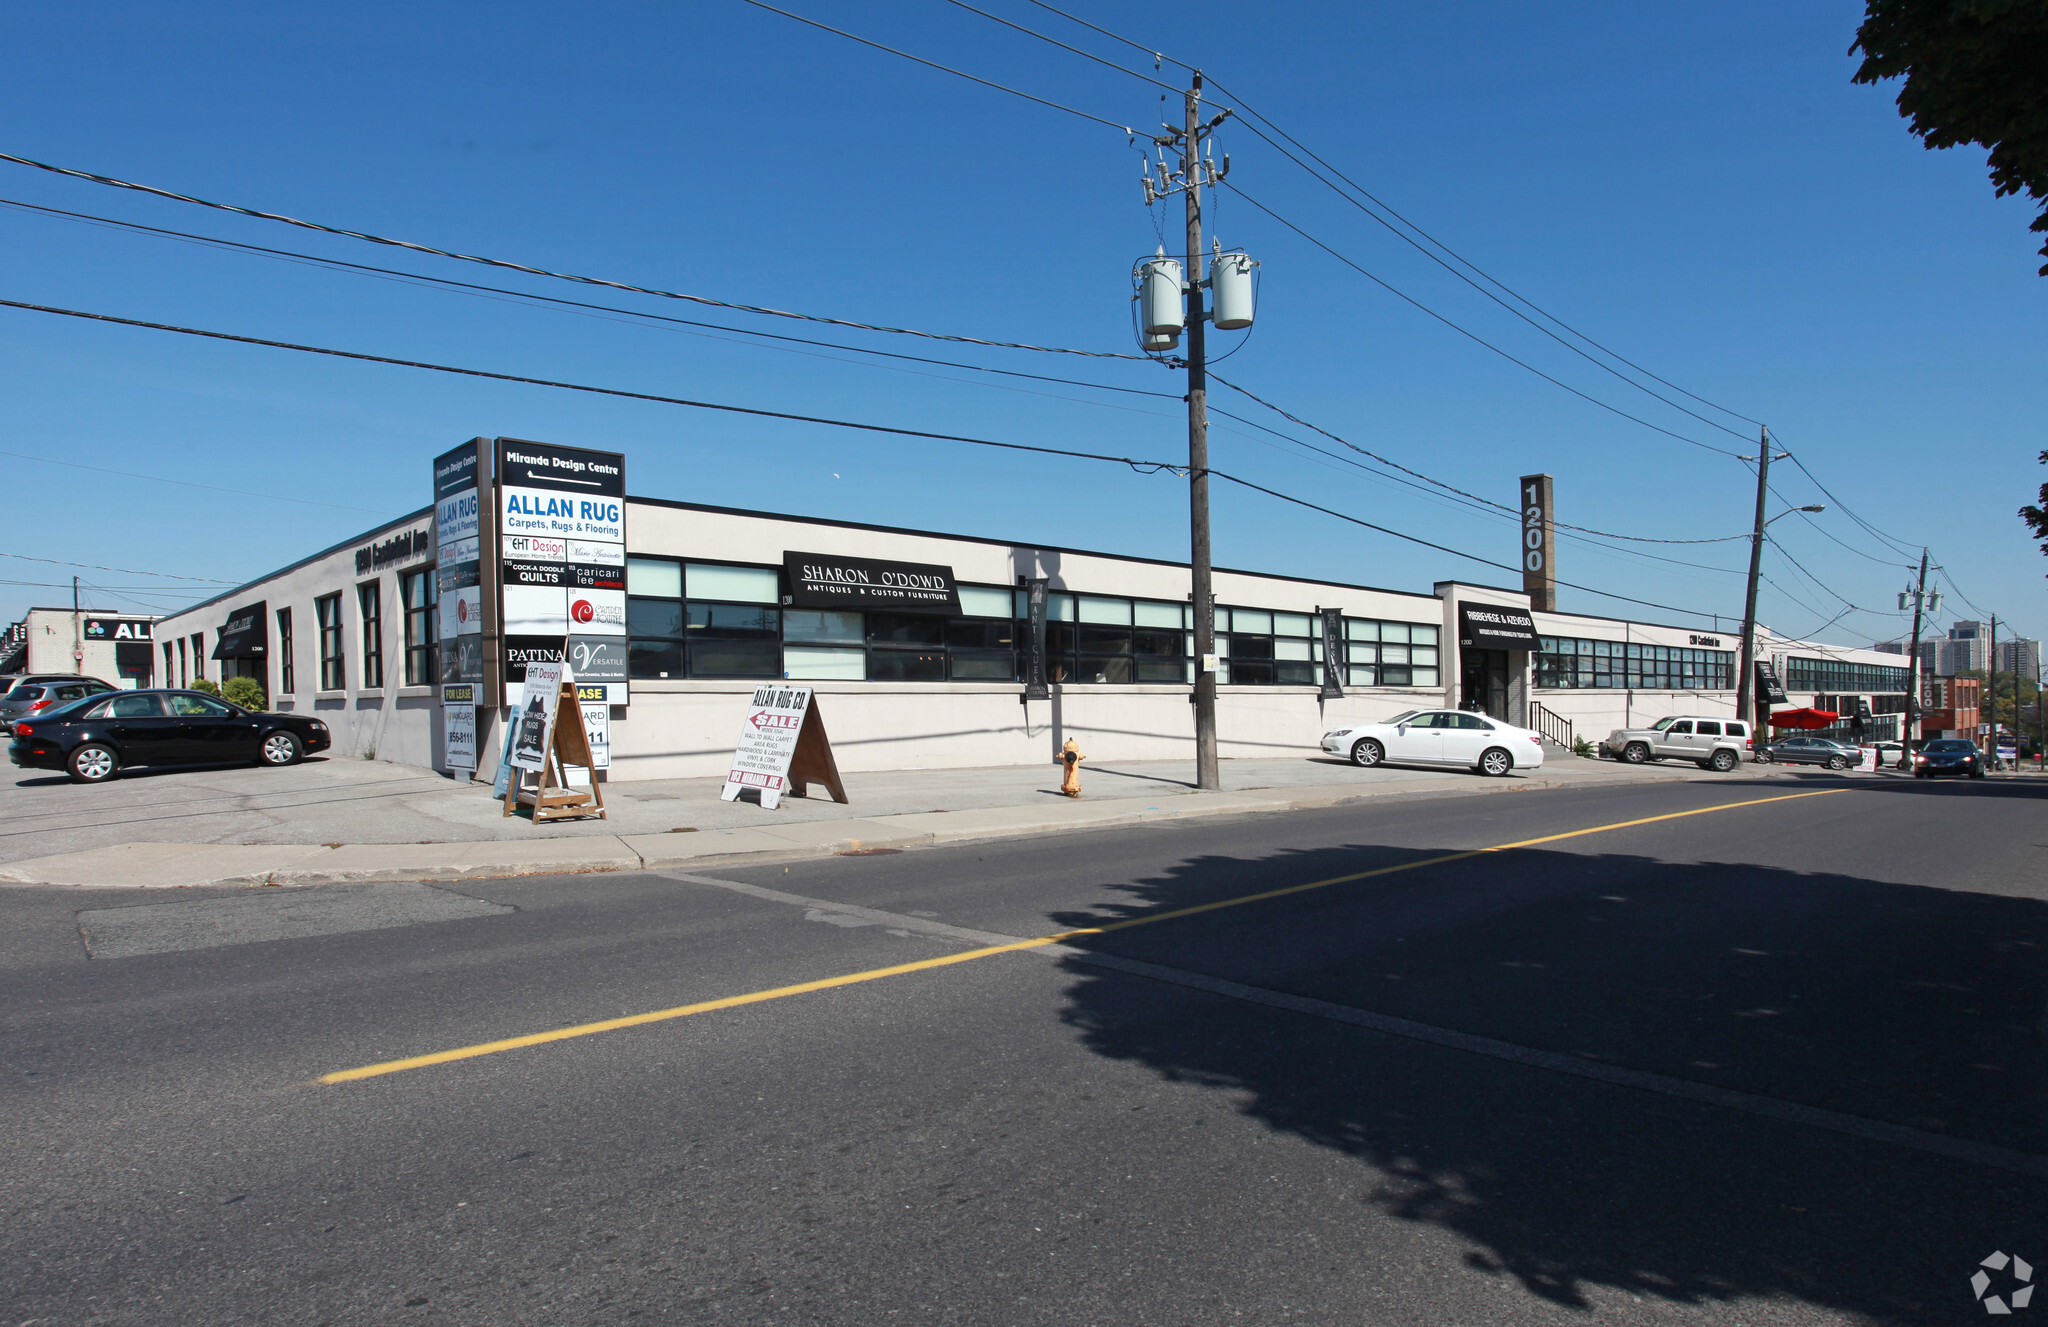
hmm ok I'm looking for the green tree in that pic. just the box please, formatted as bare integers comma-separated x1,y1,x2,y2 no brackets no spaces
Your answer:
189,678,220,697
1851,0,2048,274
2022,449,2048,565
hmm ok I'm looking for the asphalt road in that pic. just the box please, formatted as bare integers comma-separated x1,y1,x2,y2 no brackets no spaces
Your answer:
3,771,2045,1325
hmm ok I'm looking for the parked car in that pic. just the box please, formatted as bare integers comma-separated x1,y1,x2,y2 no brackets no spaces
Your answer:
0,676,118,727
1758,735,1862,770
1598,716,1752,771
1871,741,1905,767
8,688,331,783
1913,738,1984,779
1321,709,1546,777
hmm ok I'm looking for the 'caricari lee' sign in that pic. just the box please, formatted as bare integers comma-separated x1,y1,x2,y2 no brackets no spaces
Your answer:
782,551,960,616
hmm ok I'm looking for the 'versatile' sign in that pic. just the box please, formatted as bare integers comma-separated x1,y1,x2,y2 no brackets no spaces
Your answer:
720,685,848,810
783,551,960,616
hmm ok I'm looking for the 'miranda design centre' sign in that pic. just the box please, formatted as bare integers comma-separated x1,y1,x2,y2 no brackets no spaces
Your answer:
783,551,960,616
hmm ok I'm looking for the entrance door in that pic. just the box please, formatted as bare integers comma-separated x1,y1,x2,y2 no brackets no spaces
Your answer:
1461,648,1510,719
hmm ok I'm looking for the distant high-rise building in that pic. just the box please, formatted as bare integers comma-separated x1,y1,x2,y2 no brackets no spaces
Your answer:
1998,638,2042,678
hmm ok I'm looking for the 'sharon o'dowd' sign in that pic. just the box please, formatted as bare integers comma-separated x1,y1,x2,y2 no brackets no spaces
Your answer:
781,551,961,616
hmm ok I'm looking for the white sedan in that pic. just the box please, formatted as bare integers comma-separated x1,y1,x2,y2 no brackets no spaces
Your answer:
1321,708,1546,777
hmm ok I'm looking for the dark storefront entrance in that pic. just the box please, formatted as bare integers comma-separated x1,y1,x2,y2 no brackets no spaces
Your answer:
1462,648,1509,719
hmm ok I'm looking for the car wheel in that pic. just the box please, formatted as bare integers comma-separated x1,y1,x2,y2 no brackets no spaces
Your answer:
1622,742,1650,764
68,744,118,783
259,731,303,767
1826,754,1848,771
1478,747,1513,777
1709,748,1738,772
1350,738,1384,768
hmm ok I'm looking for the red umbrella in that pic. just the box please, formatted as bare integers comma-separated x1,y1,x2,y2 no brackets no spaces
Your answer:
1768,707,1840,730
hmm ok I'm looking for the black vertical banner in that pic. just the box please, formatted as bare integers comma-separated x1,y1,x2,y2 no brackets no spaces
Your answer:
1023,578,1050,700
1319,608,1345,700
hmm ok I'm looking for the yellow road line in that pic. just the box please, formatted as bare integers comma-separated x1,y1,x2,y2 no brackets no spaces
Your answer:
321,787,1846,1084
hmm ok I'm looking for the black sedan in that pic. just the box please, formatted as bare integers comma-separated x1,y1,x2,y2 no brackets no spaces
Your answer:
8,689,331,783
1913,738,1984,779
1758,735,1862,770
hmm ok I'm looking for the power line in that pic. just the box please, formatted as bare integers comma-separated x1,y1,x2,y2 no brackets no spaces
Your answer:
0,297,1188,476
1222,183,1748,459
0,150,1141,360
0,197,1179,403
1006,0,1767,433
0,551,235,583
733,0,1135,131
937,0,1180,92
5,292,1736,626
1211,372,1748,543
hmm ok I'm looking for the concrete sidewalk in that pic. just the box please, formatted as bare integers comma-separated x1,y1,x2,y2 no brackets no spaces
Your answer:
0,750,1812,889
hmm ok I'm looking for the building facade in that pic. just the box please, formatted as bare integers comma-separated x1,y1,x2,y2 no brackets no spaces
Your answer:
151,441,1917,781
0,608,158,687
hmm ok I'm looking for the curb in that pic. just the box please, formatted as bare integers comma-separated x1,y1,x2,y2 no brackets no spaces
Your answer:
0,764,1757,890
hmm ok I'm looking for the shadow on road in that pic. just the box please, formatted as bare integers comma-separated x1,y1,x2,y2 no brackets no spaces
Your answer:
1047,830,2048,1323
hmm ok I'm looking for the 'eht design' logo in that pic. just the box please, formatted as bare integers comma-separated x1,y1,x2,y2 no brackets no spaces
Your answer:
1974,1251,2034,1314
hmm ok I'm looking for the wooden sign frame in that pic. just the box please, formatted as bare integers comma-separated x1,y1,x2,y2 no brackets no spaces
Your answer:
503,679,608,822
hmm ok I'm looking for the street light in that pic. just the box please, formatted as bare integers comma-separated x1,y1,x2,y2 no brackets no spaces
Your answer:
1764,504,1827,527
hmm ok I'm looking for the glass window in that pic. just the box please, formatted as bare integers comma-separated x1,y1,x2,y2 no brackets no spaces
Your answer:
316,593,344,691
357,582,383,690
950,651,1018,680
784,646,865,680
1348,642,1378,665
1412,625,1439,646
1232,609,1272,635
1382,622,1411,645
867,614,944,646
401,567,436,688
688,603,779,679
1411,646,1438,667
957,585,1014,618
1077,596,1131,625
1273,612,1312,638
1668,721,1692,734
629,598,686,639
1346,619,1379,642
276,607,294,696
947,619,1016,650
1046,594,1076,622
1232,635,1274,661
869,649,945,682
1696,721,1722,736
1347,665,1376,686
785,610,863,644
627,557,682,597
170,693,233,717
1228,659,1275,685
1134,600,1181,628
1131,627,1180,657
1078,626,1131,654
1275,639,1312,662
686,563,779,604
629,639,683,679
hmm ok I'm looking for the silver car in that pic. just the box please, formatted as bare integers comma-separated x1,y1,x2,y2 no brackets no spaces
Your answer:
1599,715,1752,771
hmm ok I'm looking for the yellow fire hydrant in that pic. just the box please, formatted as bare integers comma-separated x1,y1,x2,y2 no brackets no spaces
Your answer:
1056,738,1085,797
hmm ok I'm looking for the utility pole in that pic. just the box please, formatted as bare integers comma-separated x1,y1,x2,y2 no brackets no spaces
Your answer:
1736,427,1774,732
1986,613,1999,765
1182,73,1218,792
71,574,82,670
1900,549,1930,770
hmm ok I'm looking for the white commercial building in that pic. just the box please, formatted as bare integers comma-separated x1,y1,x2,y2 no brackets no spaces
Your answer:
152,437,1914,780
0,608,158,687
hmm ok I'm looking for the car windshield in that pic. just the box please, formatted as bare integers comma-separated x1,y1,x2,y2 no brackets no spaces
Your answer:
1650,717,1677,731
1383,710,1420,725
1926,740,1974,752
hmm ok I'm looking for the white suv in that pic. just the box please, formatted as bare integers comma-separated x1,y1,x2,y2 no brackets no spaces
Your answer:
1599,716,1752,771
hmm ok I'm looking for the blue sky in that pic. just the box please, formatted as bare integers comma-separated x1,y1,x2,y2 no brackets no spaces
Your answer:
2,1,2042,649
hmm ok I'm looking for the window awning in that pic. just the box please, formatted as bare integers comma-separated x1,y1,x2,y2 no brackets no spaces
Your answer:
1457,603,1540,651
211,601,267,659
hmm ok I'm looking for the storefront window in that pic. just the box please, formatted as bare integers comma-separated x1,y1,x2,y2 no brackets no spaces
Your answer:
1535,635,1734,690
357,582,383,690
689,602,780,678
276,607,294,695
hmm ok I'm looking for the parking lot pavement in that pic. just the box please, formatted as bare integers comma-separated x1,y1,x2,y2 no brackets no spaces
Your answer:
0,746,1815,886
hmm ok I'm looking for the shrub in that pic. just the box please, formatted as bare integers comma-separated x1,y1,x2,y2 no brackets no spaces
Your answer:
190,678,221,697
222,676,268,712
1572,736,1596,759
